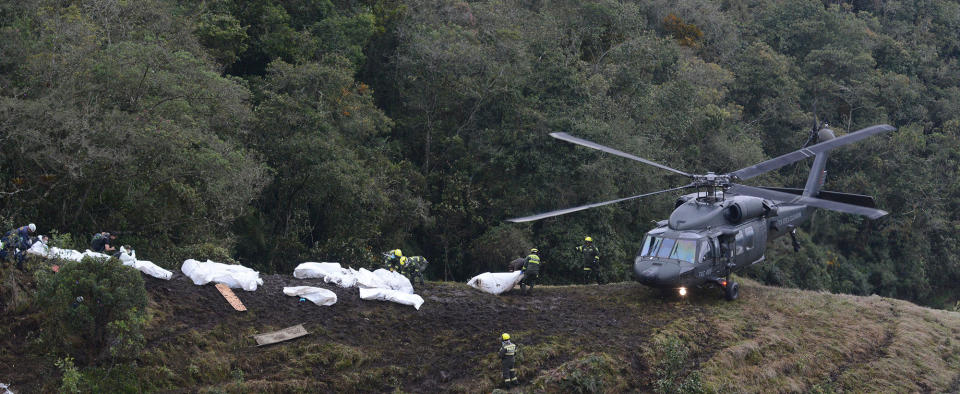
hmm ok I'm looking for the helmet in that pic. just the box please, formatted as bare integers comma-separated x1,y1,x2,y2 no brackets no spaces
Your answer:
501,333,510,341
394,249,403,257
28,223,36,232
530,248,538,253
585,236,593,242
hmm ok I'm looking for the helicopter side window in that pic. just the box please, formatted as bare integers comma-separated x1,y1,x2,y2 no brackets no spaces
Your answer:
744,227,755,251
670,239,697,263
655,238,676,259
698,240,713,262
734,232,744,255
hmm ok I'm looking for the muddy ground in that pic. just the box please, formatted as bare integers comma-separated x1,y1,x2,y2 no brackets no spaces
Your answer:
143,273,717,392
0,267,728,392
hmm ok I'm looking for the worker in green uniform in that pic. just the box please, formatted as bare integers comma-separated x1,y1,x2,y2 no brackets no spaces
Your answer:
498,333,518,387
519,248,540,295
404,255,428,286
384,249,406,272
577,236,602,285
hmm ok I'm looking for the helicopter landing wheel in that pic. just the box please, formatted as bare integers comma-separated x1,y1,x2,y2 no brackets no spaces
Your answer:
724,280,739,301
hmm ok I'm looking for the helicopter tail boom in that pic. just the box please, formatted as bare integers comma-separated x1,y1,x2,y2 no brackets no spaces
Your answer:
802,128,834,197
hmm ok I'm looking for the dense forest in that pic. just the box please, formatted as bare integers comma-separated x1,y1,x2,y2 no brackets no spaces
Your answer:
2,0,960,308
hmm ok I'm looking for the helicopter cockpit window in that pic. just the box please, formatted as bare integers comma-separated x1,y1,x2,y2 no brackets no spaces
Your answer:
655,238,677,259
670,239,697,263
640,236,664,257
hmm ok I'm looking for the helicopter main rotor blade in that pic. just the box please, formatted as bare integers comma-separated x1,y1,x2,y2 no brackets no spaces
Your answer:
507,183,696,223
728,184,888,219
550,133,693,178
728,124,895,181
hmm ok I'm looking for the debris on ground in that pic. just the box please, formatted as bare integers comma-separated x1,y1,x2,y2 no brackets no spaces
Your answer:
467,271,524,295
215,283,248,311
283,286,337,306
181,259,263,291
254,324,310,346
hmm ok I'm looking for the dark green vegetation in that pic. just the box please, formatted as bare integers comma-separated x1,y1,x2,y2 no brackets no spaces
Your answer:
3,0,960,309
5,271,960,392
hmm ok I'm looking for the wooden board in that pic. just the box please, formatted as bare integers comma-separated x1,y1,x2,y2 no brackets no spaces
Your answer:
215,283,247,311
254,324,309,346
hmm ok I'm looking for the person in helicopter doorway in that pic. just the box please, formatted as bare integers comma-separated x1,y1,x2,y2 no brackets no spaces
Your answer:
519,248,541,295
577,236,602,285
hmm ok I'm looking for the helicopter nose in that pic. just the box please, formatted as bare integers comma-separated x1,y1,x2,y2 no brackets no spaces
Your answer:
634,259,680,286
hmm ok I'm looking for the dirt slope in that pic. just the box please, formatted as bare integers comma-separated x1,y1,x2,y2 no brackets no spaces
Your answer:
4,271,960,392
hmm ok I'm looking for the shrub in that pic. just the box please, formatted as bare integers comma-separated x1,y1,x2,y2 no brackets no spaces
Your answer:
37,257,148,366
154,242,238,270
653,336,704,394
532,353,628,392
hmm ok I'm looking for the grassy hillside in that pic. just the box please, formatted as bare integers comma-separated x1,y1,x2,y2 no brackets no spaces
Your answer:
4,269,959,392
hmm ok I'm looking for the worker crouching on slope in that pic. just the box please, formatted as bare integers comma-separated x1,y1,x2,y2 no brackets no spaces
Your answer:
577,236,602,285
384,249,406,273
519,248,541,295
403,255,427,286
2,223,36,270
91,232,121,257
498,333,518,387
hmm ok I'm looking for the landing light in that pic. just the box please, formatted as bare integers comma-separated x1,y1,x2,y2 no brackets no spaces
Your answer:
678,287,687,297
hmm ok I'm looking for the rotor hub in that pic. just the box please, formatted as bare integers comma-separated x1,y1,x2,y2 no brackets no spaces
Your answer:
692,172,732,188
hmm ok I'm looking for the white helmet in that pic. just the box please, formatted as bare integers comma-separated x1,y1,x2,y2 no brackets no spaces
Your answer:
28,223,36,232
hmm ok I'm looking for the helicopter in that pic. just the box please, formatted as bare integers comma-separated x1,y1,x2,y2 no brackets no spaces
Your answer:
508,123,895,300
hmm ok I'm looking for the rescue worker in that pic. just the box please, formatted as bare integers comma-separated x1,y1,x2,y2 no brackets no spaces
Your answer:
404,255,427,286
519,248,541,295
2,223,35,270
508,257,525,272
384,249,407,273
577,236,602,285
91,232,118,254
498,333,518,387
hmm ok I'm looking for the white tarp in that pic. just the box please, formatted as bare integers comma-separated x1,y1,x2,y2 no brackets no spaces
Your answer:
283,286,337,306
467,271,525,295
359,287,424,310
355,268,414,294
1,382,13,394
293,262,358,288
181,259,263,291
292,262,421,308
26,240,172,280
118,251,173,280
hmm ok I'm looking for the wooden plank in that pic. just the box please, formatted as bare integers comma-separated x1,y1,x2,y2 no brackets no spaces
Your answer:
254,324,309,346
215,283,247,311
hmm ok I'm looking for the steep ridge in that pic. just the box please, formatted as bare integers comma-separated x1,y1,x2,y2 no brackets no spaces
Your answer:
3,273,960,392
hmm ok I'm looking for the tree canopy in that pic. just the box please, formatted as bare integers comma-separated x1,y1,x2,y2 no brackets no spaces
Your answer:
3,0,960,307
